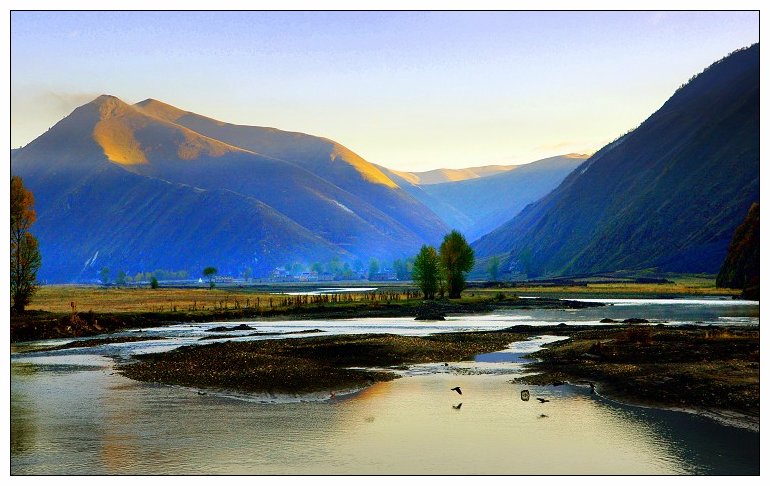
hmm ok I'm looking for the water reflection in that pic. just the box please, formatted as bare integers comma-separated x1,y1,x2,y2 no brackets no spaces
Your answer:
10,391,37,456
11,355,758,474
10,299,759,475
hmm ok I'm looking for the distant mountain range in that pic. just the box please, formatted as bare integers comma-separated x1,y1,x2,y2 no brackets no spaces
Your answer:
11,44,759,283
11,96,450,282
387,164,520,185
473,44,759,278
383,154,588,240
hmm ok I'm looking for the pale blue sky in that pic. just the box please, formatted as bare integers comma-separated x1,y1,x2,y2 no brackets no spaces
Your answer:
10,11,758,170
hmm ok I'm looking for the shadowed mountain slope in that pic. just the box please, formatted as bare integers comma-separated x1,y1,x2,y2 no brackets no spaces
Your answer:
133,99,448,246
473,44,759,277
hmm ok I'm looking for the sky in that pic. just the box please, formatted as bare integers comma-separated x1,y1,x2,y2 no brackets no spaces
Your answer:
10,10,759,171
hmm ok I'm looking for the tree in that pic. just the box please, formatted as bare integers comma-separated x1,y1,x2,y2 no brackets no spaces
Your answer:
99,266,111,285
393,259,411,281
439,230,475,299
487,256,501,281
203,266,217,289
11,176,42,312
150,276,159,289
437,265,447,299
412,245,439,299
368,258,380,280
326,257,343,277
342,262,354,280
116,270,127,286
353,259,364,275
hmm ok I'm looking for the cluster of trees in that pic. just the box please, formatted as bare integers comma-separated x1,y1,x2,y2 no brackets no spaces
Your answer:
99,268,190,285
282,257,416,281
412,230,475,299
11,176,41,312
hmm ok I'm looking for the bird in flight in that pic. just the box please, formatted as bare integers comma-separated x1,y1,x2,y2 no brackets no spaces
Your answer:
451,386,462,395
536,397,550,403
452,403,463,410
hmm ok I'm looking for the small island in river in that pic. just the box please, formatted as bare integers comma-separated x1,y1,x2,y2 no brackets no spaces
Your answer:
115,321,759,430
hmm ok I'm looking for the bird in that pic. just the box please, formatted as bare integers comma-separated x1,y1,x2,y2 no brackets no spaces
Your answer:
450,386,462,395
197,390,207,396
539,414,548,418
330,391,337,399
589,382,596,394
536,397,549,403
452,403,463,410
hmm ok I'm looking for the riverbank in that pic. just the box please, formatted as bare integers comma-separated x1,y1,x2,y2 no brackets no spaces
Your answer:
118,331,530,395
514,325,760,430
10,295,602,342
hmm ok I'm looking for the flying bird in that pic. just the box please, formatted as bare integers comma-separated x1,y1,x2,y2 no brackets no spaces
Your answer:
451,386,462,395
536,397,549,403
452,403,463,410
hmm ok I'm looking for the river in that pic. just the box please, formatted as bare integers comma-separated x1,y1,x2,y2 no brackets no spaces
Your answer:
10,297,759,475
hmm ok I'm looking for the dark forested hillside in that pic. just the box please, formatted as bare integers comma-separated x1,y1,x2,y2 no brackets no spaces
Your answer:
474,44,759,278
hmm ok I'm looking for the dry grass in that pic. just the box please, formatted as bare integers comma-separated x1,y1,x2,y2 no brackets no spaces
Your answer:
476,279,738,297
27,285,417,314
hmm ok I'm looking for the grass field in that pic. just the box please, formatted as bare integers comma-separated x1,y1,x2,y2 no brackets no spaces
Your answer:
25,285,419,314
26,275,736,315
472,276,738,298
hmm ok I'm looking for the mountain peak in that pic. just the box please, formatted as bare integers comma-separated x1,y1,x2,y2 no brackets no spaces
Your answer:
88,94,133,120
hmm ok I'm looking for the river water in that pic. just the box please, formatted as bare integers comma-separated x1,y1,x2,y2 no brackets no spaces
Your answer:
10,297,759,475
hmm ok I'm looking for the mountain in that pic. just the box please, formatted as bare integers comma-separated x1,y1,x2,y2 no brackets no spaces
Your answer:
381,155,587,240
387,164,519,185
132,99,447,247
11,95,449,282
474,44,759,278
716,202,759,298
